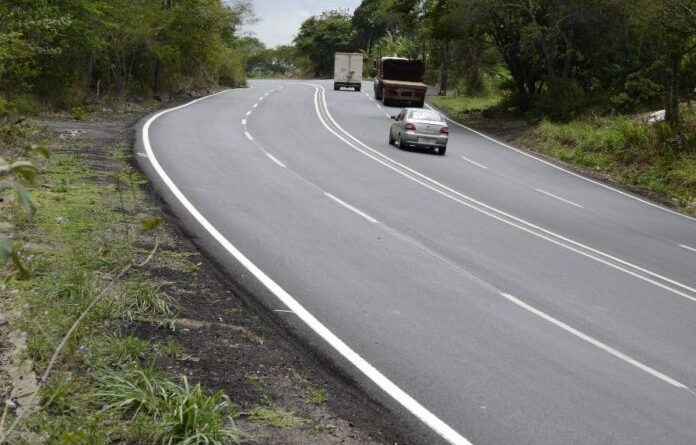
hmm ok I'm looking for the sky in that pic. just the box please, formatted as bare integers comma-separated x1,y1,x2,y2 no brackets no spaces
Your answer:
243,0,362,48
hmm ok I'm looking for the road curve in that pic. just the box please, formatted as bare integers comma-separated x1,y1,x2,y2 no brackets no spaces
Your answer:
136,80,696,445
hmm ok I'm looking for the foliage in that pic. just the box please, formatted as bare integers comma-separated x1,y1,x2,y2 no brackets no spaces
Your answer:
293,10,355,77
0,0,252,107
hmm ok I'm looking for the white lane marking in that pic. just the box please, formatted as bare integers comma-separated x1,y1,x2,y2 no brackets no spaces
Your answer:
312,84,696,303
246,111,252,116
264,92,270,97
502,293,688,390
679,244,696,253
259,96,264,101
241,119,246,126
244,131,254,141
325,193,378,224
136,152,148,158
274,309,294,313
141,92,474,445
535,188,584,209
252,103,258,108
266,153,286,168
425,103,696,222
460,156,488,170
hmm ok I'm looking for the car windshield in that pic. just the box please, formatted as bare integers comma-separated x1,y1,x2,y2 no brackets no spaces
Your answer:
408,110,442,121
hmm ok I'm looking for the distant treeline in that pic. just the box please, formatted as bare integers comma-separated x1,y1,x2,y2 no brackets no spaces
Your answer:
0,0,253,110
283,0,696,125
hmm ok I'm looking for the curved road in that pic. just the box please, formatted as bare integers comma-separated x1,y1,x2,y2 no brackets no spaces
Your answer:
136,80,696,445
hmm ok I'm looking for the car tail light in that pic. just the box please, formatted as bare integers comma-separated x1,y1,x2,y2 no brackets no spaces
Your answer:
405,123,416,131
440,126,449,134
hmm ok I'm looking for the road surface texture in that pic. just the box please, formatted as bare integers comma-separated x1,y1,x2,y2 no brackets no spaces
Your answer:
136,80,696,445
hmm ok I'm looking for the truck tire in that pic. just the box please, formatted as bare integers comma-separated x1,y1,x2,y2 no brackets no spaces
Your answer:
334,83,339,91
416,100,425,108
375,86,383,100
355,84,361,92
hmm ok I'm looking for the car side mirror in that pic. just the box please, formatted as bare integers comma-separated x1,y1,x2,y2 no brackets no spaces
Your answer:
390,116,396,120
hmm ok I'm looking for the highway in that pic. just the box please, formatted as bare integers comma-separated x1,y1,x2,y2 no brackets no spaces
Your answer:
137,80,696,445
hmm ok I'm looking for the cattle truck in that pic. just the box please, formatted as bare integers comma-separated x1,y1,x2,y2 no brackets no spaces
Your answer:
373,57,427,107
333,52,364,91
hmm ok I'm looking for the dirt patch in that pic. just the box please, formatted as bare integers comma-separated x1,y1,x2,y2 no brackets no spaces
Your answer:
15,108,421,444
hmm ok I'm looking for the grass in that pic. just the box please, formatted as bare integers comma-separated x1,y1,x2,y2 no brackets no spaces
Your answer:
517,111,696,212
307,387,328,405
430,92,504,117
2,131,239,443
242,407,304,429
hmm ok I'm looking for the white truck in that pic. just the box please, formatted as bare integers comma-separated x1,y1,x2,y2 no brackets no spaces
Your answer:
333,52,363,91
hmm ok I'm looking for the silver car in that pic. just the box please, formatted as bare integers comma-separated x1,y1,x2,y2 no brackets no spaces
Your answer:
389,108,449,155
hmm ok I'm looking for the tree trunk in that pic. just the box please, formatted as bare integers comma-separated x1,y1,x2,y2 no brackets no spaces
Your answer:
438,40,450,96
665,55,680,127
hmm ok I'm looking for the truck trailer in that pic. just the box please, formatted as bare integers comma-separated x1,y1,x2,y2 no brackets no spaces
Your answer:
333,52,364,91
374,57,427,107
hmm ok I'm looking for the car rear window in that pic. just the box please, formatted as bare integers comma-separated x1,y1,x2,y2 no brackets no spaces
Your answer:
409,110,442,121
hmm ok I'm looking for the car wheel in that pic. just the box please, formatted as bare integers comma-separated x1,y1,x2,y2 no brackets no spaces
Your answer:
438,146,447,156
388,131,395,145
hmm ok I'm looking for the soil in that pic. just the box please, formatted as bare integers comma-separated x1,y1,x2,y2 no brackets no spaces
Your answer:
23,104,421,444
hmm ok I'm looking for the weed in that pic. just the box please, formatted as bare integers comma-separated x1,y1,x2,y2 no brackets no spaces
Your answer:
242,407,303,429
98,366,239,444
108,279,177,322
307,387,328,405
71,107,86,121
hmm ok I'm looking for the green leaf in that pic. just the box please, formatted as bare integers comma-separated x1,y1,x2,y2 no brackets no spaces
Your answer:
141,217,163,231
12,249,30,279
10,161,37,183
15,183,37,219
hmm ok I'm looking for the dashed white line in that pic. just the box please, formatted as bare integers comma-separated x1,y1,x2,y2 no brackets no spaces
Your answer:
460,156,488,170
266,153,286,168
241,119,246,125
252,103,258,108
679,244,696,253
325,193,378,223
502,293,688,390
425,103,696,222
244,131,254,141
264,92,270,97
259,96,264,101
535,188,584,209
246,111,252,116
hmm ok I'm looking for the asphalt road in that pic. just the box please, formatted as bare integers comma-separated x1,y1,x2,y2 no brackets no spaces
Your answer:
137,80,696,445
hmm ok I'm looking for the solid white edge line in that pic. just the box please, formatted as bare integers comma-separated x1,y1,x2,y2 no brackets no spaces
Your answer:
142,90,474,445
318,86,696,301
425,103,696,222
266,153,286,168
244,131,254,141
460,156,488,170
501,293,688,389
679,244,696,253
535,188,584,209
324,193,378,224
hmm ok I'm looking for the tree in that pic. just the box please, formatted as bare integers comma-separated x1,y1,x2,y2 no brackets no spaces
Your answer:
294,10,355,77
